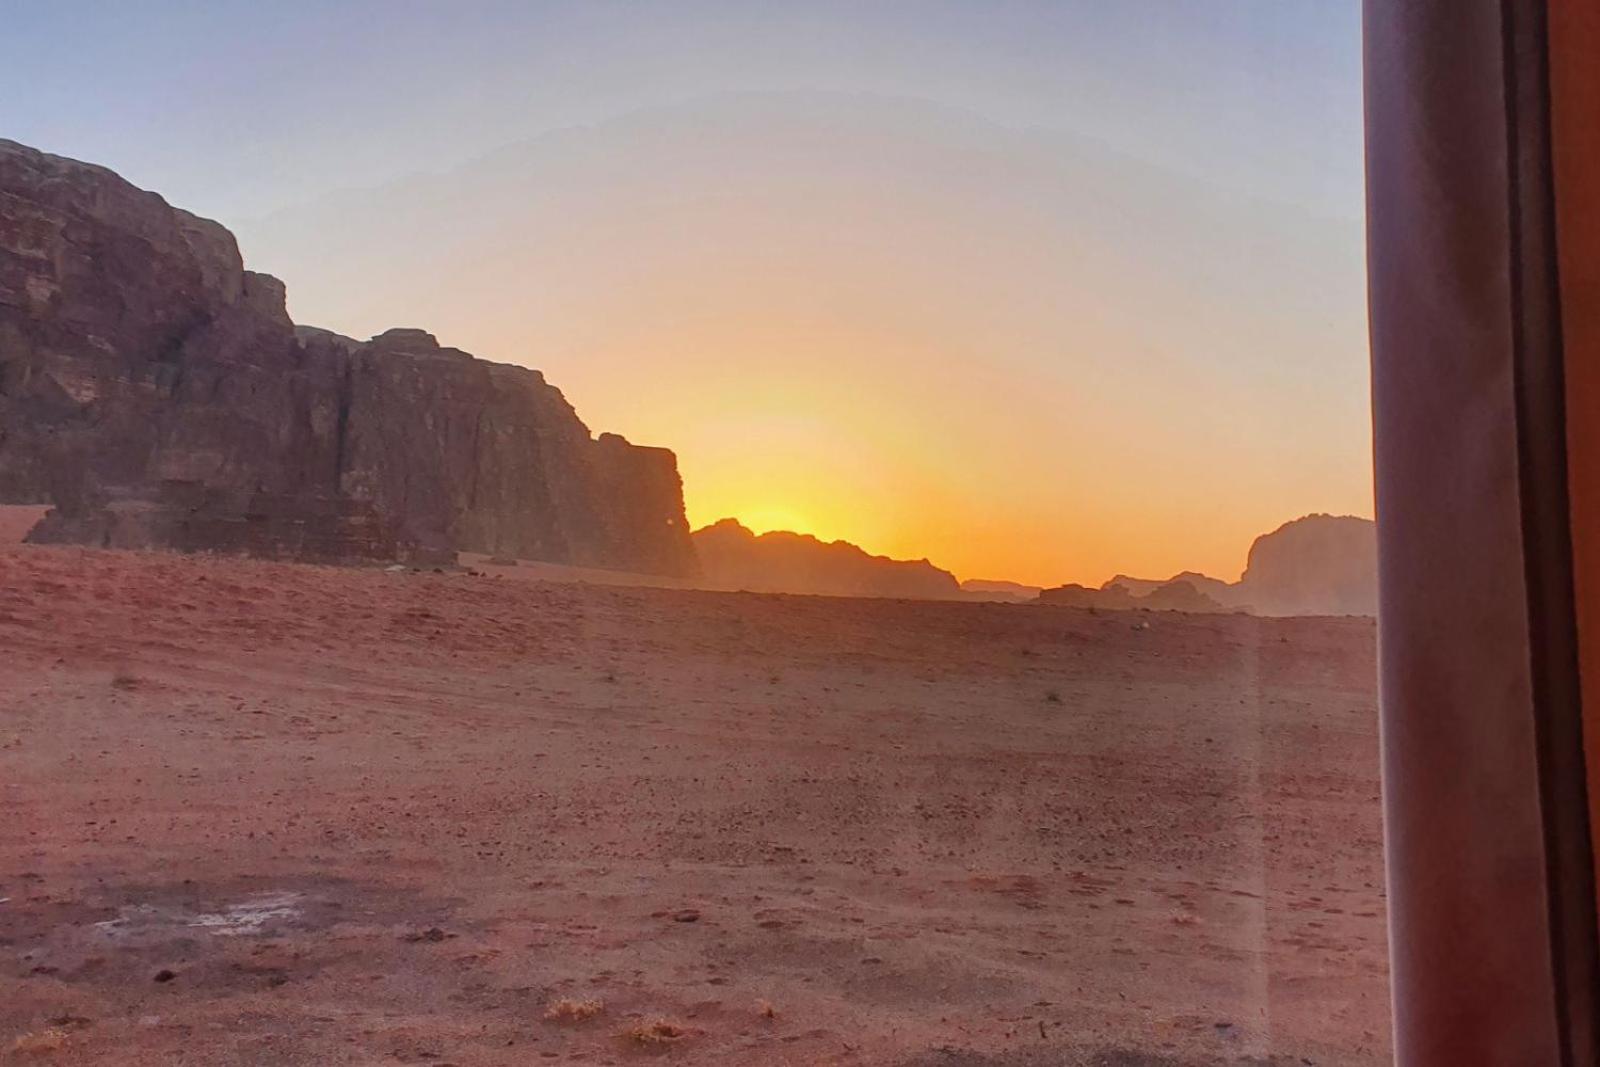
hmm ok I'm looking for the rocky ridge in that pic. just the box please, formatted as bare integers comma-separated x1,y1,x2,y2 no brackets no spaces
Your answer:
693,518,961,599
0,139,695,574
1038,515,1377,617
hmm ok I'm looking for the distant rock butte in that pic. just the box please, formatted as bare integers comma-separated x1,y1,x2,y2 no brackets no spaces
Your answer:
693,519,960,599
1039,515,1376,617
0,139,696,575
688,515,1373,612
1238,513,1377,616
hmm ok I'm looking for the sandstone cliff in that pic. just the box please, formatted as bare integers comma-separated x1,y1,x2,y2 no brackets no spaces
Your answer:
1236,513,1376,616
693,519,960,599
0,139,696,574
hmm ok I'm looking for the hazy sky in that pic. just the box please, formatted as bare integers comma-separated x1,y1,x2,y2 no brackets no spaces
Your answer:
2,1,1368,586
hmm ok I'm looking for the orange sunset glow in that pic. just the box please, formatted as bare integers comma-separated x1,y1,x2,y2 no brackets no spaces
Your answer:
31,9,1371,590
242,93,1370,586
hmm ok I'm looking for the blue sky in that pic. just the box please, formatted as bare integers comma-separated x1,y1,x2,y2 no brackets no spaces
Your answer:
3,1,1361,221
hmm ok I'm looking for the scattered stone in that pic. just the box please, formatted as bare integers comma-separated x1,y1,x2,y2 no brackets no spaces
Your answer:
620,1018,691,1045
544,997,604,1022
9,1028,68,1056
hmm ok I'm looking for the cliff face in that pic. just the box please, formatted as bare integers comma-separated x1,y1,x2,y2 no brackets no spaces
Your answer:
308,326,694,570
693,519,960,599
0,139,696,575
1237,514,1376,616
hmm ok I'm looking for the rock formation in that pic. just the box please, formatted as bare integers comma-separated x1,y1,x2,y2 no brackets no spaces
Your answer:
959,578,1043,602
0,139,696,574
1038,515,1376,616
693,519,960,599
1038,577,1231,613
1102,570,1242,608
1236,513,1377,616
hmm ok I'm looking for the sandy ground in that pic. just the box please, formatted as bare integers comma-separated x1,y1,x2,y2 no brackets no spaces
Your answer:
0,537,1389,1066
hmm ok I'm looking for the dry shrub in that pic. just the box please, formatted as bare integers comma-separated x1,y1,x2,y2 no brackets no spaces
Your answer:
620,1017,690,1045
545,997,604,1022
110,671,139,690
10,1028,68,1056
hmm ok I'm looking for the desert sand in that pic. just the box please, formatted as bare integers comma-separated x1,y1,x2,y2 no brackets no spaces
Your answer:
1,533,1389,1065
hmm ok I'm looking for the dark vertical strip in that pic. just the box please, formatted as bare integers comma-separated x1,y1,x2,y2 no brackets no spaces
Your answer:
1548,0,1600,959
1501,1,1600,1062
1367,0,1569,1059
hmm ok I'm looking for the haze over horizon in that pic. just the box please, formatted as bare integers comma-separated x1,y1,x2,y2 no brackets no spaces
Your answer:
2,1,1368,588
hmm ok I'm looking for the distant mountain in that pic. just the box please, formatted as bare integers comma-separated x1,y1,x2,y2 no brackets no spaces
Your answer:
1039,577,1232,614
960,579,1043,602
693,519,961,600
1102,570,1243,608
1037,583,1132,610
1039,514,1376,617
1237,514,1376,616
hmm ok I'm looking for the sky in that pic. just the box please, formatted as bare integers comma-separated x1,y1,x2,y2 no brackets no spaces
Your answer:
1,1,1369,587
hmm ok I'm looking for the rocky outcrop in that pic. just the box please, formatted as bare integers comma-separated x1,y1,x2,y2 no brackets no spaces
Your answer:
1102,570,1242,608
0,139,696,574
693,519,960,599
1137,579,1231,613
1236,514,1376,616
1038,577,1230,613
1039,515,1377,616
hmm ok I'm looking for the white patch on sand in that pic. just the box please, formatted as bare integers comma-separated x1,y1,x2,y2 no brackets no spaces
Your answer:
93,891,303,939
185,891,303,935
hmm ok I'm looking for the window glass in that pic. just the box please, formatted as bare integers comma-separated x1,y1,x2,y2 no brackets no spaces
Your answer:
0,4,1383,1064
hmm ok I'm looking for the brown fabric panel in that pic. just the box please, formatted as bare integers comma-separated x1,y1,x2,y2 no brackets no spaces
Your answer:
1505,3,1600,1060
1365,1,1563,1061
1550,0,1600,934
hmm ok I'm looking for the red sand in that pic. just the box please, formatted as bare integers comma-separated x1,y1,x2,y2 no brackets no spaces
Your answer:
0,540,1389,1065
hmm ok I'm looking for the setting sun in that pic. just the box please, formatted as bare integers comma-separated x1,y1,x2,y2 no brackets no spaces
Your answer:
239,88,1370,587
718,503,819,541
